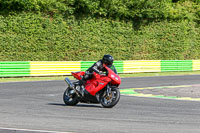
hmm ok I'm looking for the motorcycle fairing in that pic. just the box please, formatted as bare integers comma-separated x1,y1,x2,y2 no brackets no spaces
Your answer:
104,64,121,85
71,64,120,96
85,76,111,96
72,71,85,80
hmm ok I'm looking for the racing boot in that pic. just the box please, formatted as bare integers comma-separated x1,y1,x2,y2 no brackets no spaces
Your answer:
80,79,85,85
79,75,87,85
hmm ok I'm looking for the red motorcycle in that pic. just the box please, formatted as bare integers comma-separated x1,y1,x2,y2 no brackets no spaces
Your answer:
63,64,121,108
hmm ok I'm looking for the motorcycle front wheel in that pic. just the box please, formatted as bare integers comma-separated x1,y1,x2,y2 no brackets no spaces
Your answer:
63,87,79,106
100,88,120,108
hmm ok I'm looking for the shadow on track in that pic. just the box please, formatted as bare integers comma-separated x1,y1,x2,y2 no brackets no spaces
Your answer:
47,103,102,108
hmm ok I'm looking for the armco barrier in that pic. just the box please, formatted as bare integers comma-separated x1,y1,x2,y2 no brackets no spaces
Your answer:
123,60,161,73
0,60,199,77
30,61,81,76
0,61,30,77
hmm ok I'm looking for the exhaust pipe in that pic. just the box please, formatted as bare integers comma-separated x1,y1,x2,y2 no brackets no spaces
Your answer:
65,78,74,89
64,77,81,97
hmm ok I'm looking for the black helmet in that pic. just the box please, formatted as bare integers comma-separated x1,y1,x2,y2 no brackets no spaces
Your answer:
102,55,114,65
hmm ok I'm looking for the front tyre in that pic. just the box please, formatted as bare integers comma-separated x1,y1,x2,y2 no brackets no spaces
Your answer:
63,87,79,106
100,88,120,108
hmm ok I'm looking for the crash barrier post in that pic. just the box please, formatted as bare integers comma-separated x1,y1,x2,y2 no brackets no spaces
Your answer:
0,60,199,77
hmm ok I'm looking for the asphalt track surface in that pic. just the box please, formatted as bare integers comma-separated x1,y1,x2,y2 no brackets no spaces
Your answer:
1,75,200,133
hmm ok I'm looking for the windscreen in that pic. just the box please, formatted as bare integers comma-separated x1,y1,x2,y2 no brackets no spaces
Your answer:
106,65,118,74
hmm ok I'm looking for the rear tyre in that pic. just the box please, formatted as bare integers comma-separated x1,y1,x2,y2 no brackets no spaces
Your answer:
63,87,79,106
100,88,120,108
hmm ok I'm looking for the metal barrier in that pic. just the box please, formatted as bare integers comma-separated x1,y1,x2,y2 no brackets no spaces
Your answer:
0,60,199,77
0,61,30,77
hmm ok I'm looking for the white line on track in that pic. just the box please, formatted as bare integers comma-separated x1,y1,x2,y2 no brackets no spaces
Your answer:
0,80,60,84
0,127,73,133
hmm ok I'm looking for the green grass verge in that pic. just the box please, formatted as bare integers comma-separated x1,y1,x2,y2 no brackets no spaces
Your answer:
0,76,75,83
119,71,200,77
1,71,200,83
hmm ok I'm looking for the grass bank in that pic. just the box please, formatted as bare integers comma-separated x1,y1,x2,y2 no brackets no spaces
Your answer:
1,71,200,83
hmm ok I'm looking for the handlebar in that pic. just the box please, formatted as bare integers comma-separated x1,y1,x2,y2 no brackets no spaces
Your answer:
86,71,106,76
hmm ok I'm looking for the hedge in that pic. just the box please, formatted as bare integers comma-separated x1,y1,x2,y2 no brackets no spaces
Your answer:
0,0,200,61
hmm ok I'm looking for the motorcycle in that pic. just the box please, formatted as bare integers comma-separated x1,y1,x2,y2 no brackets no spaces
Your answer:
63,64,121,108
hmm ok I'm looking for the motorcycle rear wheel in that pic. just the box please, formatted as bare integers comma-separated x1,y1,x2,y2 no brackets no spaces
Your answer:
100,88,120,108
63,87,79,106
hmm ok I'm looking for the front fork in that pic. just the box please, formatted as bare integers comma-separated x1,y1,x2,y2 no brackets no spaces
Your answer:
106,85,112,97
95,85,111,102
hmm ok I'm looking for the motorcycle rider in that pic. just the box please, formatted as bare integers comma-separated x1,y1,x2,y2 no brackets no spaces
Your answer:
79,55,118,95
82,54,117,82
